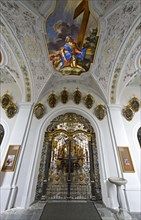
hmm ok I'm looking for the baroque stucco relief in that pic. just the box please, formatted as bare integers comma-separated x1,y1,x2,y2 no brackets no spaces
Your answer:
0,0,51,99
0,20,31,101
93,0,140,100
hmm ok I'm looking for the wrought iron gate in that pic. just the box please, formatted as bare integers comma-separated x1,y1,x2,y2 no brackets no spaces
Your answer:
46,130,91,200
35,113,102,201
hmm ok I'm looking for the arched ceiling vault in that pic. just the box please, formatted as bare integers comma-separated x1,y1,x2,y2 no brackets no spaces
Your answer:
0,0,140,106
109,17,141,104
0,15,33,102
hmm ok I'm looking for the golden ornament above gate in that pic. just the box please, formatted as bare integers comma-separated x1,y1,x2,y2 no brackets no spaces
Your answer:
84,94,94,109
60,88,69,104
48,91,57,108
73,88,82,104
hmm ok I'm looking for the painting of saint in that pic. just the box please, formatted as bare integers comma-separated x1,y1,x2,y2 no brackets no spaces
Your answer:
5,155,15,167
45,0,99,75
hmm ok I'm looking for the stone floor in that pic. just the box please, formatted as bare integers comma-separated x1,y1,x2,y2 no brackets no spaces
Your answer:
0,201,140,220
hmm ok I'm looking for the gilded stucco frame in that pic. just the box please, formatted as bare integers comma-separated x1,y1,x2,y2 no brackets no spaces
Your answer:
118,146,135,173
1,145,20,172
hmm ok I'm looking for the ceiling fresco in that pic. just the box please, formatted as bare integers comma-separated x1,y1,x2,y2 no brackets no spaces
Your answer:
0,0,140,105
45,0,99,76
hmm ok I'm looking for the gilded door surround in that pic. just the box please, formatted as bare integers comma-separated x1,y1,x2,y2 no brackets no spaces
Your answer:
35,113,101,201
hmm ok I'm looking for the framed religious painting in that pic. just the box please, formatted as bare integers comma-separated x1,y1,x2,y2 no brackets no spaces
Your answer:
118,146,135,173
1,145,20,172
45,0,99,76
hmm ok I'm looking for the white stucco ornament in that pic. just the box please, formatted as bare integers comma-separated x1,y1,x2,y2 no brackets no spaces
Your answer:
22,34,41,61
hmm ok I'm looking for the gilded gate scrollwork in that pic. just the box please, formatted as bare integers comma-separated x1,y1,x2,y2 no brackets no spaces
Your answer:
35,113,101,201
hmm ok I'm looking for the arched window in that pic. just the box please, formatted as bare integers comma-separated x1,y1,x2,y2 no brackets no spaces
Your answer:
0,124,4,145
137,127,141,147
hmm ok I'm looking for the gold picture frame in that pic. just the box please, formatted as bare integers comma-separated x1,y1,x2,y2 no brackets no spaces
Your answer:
84,94,94,109
47,91,57,108
1,94,12,109
94,104,107,120
6,103,17,119
129,97,140,112
122,105,134,121
118,146,135,173
60,88,69,104
34,102,45,119
1,145,20,172
73,88,82,104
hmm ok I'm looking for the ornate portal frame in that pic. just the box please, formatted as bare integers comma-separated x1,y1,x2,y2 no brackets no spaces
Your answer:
35,113,101,201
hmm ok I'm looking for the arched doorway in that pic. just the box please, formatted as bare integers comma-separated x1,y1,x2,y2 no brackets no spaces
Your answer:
35,113,101,201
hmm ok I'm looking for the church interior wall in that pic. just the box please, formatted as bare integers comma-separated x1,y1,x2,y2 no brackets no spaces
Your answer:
0,0,140,215
1,91,140,212
7,104,123,211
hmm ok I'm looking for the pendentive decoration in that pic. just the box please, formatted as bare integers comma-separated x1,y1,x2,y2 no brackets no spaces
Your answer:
6,103,17,119
84,94,94,109
48,91,57,108
1,93,12,109
129,97,140,112
94,104,107,120
73,88,82,104
122,105,134,121
34,102,45,119
60,88,69,104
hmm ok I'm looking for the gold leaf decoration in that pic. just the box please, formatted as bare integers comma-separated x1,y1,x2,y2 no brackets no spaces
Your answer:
6,103,17,119
129,97,140,112
48,92,57,108
122,105,134,121
84,94,94,109
34,102,45,119
94,104,107,120
1,94,12,109
60,88,69,104
73,88,82,104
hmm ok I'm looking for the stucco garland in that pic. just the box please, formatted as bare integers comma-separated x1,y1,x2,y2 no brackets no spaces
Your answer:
93,0,140,100
0,19,31,101
109,22,141,104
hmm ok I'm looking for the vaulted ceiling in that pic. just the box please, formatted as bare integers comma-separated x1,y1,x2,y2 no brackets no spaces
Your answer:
0,0,141,105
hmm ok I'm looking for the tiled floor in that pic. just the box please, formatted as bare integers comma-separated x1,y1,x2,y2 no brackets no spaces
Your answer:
0,201,140,220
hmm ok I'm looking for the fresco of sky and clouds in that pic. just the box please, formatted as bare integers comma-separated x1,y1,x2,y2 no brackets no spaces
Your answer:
46,0,97,54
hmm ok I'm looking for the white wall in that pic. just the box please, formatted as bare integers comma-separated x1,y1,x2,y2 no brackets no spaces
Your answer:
12,103,122,211
1,100,140,212
108,104,141,212
0,103,33,211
